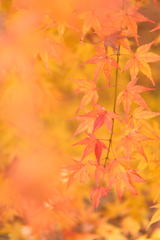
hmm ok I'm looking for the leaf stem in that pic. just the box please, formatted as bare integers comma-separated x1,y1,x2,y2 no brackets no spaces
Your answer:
104,46,120,167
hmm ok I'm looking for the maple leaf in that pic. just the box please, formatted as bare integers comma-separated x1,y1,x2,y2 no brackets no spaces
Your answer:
74,134,106,162
74,78,98,111
127,169,144,183
125,42,160,85
124,8,154,43
83,46,119,83
106,161,144,198
73,114,95,136
64,160,88,185
95,140,105,164
119,127,150,161
74,135,96,160
132,107,160,120
123,108,160,128
117,79,153,113
74,104,117,135
117,7,154,43
73,104,104,136
90,186,109,208
118,169,144,197
93,106,118,132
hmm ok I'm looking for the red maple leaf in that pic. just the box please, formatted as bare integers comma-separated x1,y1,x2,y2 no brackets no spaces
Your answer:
125,42,160,85
74,133,106,163
73,105,104,136
93,108,118,132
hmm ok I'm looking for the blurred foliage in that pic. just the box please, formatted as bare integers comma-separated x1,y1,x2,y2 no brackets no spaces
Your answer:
0,0,159,240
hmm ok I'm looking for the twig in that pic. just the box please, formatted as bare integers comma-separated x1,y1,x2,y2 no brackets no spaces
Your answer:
104,46,120,167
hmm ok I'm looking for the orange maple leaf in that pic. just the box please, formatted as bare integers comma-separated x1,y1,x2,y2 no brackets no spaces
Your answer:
125,42,160,85
83,50,119,83
64,160,88,185
74,133,106,162
106,160,144,199
132,107,160,120
117,78,153,113
123,107,160,130
120,7,154,43
119,127,150,161
74,78,98,111
115,168,144,198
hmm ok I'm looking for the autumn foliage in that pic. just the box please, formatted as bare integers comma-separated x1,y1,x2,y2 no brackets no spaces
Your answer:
0,0,160,239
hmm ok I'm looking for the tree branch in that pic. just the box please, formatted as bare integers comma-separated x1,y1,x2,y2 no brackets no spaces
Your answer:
104,46,120,167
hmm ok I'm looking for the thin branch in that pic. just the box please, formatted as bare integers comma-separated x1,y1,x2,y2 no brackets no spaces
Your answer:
104,46,120,167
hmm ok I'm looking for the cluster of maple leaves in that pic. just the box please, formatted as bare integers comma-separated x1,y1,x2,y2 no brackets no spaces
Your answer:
1,0,160,236
64,0,160,208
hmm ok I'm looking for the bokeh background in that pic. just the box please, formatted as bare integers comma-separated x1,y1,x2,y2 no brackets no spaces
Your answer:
0,0,159,239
